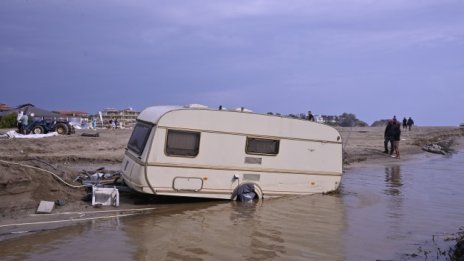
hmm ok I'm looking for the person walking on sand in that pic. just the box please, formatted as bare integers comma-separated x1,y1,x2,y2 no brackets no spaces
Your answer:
402,117,407,130
384,120,395,154
19,112,29,134
16,110,23,132
307,111,315,121
407,117,414,131
391,119,401,159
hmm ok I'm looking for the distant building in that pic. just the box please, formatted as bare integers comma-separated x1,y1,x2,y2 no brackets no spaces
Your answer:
0,103,14,118
314,114,339,124
0,103,12,112
278,112,339,124
53,111,90,118
322,115,339,124
53,111,90,128
98,107,140,128
314,114,324,123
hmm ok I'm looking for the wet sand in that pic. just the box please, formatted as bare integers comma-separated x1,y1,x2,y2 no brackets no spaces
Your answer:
338,126,464,165
0,126,463,238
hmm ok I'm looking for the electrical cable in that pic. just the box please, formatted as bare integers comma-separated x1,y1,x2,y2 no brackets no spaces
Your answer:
0,213,138,229
0,159,86,189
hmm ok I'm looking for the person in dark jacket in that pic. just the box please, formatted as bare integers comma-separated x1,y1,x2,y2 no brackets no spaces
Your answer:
402,117,407,130
384,120,395,154
391,119,401,159
307,111,315,121
407,117,414,131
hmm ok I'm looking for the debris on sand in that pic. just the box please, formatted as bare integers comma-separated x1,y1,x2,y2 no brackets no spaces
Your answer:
422,139,455,155
451,229,464,261
422,143,447,155
81,132,99,137
76,168,122,186
36,200,55,214
5,130,59,139
454,240,464,260
400,229,464,260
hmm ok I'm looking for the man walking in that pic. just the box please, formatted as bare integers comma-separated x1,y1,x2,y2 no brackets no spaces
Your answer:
391,119,402,159
384,120,394,154
402,117,407,130
307,111,315,121
407,117,414,131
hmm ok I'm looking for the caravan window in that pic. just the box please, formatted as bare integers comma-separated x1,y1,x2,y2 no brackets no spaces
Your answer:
127,121,153,156
166,130,200,157
246,137,280,155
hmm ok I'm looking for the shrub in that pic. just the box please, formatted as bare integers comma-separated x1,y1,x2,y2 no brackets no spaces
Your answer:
0,112,18,129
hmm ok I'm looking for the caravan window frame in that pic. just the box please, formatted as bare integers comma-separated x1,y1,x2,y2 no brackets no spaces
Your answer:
245,137,280,156
165,129,201,157
127,121,153,156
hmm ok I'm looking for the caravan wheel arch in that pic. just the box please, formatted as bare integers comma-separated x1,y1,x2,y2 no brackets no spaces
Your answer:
231,183,263,201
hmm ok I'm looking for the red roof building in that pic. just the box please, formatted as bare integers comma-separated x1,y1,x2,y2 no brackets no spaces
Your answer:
0,103,12,112
53,111,90,117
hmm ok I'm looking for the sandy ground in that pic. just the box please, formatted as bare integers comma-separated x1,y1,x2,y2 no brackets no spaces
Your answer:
338,126,464,165
0,126,463,240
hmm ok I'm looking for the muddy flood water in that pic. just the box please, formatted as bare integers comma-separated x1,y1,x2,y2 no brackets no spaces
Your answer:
1,151,463,261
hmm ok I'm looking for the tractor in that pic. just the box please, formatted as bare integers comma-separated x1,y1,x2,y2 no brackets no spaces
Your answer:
25,119,75,135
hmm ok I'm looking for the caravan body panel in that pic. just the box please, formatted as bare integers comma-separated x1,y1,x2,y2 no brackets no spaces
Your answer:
122,106,343,199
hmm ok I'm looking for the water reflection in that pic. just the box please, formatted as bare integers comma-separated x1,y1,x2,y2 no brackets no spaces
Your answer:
0,218,133,261
121,195,346,261
0,224,86,261
229,201,286,260
343,152,464,260
384,165,403,196
384,164,405,244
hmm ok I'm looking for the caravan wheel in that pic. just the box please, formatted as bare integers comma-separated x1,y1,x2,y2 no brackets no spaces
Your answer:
232,183,263,202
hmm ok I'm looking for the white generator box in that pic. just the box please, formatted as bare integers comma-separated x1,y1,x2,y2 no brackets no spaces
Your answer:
92,186,119,207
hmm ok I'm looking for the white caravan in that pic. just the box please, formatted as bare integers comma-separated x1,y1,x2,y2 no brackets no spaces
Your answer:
121,105,343,200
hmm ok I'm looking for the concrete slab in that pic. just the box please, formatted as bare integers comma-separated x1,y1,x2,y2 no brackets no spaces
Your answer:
36,200,55,214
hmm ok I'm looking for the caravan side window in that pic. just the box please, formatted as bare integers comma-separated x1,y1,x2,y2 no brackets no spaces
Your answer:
165,130,201,157
246,137,280,155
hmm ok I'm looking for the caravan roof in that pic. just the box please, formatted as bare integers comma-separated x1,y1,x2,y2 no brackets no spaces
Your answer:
136,105,341,143
137,106,182,124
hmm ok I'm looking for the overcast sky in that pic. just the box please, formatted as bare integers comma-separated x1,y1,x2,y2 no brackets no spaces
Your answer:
1,0,463,125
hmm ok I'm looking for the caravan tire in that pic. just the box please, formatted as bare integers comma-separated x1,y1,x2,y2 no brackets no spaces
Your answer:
232,183,263,202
